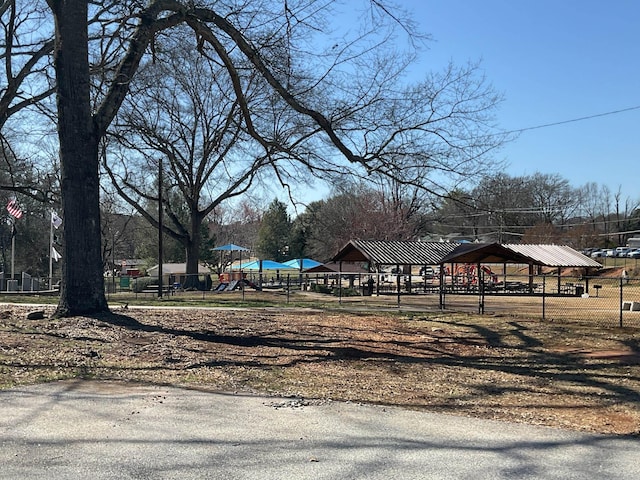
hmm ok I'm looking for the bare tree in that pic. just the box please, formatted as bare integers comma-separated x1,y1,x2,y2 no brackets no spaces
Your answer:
43,0,504,316
528,173,578,227
612,186,640,246
0,0,56,201
431,188,483,241
296,177,432,261
0,0,53,130
103,37,267,283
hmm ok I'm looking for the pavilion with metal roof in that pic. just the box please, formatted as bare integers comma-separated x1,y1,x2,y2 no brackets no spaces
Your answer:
332,240,600,271
439,242,602,299
330,240,602,300
331,240,460,267
439,243,602,269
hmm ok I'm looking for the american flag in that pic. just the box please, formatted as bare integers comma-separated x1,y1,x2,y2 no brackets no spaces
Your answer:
6,199,23,219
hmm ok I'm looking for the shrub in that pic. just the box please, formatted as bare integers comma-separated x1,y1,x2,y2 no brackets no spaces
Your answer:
132,276,158,293
311,283,333,294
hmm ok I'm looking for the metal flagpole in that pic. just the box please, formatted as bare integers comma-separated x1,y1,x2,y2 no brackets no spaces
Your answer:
49,212,54,290
10,220,15,280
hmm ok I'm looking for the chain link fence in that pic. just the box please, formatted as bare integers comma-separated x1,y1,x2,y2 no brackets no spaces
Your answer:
421,274,640,328
98,271,640,328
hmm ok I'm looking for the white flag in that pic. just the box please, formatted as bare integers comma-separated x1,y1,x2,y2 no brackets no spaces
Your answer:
51,211,62,229
51,246,62,261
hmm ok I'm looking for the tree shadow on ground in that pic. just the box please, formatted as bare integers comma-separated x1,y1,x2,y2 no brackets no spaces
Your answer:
84,311,640,410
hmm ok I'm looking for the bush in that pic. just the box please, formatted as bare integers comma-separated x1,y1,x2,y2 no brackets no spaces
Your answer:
309,283,360,297
310,283,333,294
132,276,158,293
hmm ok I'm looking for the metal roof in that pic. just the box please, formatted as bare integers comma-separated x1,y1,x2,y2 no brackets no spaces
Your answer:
503,244,602,268
439,243,535,265
332,240,602,269
441,243,602,268
332,240,459,266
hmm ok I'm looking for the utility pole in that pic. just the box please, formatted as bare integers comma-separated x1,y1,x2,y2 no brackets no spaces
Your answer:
158,158,164,298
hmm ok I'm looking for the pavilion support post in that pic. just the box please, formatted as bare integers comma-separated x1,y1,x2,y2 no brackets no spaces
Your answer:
439,264,445,309
542,277,546,320
423,264,427,293
528,263,534,293
585,270,589,294
396,264,401,307
502,263,507,292
477,262,484,314
339,261,343,304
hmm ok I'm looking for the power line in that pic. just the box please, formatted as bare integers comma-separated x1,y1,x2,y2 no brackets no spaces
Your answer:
501,105,640,135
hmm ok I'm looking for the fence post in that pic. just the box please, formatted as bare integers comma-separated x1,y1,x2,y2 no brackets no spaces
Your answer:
542,276,546,321
619,276,623,328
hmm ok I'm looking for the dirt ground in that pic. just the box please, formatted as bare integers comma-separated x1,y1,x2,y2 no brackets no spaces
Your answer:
1,303,639,436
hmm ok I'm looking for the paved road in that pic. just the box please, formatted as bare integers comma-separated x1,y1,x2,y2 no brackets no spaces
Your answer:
1,381,638,479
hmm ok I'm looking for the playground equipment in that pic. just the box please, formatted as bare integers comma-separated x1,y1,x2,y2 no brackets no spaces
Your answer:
448,264,499,288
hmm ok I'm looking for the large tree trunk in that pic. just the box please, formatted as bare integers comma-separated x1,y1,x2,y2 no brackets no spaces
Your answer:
50,0,108,316
182,214,202,289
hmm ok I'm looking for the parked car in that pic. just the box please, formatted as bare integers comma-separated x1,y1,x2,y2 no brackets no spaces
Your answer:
604,249,617,257
615,247,631,257
591,250,605,258
627,249,640,258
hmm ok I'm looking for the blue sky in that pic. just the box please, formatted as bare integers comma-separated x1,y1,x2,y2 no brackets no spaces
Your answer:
401,0,640,202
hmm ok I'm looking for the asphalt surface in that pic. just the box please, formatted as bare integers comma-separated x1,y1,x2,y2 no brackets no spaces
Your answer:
1,381,638,479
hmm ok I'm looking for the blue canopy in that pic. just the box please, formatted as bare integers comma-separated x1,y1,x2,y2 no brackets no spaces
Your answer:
239,260,291,270
283,258,322,270
213,243,250,251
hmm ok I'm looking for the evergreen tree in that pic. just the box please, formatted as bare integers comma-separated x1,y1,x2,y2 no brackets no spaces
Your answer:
256,200,291,261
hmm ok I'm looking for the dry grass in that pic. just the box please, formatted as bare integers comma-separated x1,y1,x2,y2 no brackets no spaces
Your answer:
2,303,640,435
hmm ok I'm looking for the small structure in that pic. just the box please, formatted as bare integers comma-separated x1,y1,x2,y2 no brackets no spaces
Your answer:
119,259,146,277
147,263,211,288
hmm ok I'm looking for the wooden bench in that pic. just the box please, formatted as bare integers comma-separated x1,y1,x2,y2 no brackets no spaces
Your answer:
141,285,175,295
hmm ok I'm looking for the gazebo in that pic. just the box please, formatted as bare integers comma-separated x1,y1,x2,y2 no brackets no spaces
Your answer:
330,239,601,305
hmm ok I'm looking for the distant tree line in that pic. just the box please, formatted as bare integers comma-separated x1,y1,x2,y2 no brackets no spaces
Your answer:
206,173,640,265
